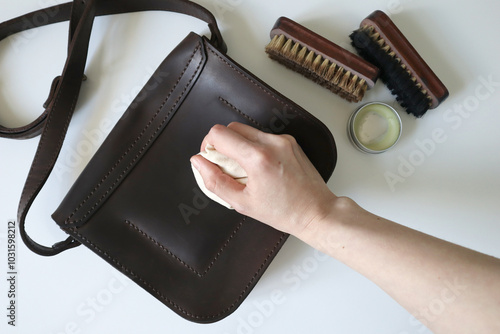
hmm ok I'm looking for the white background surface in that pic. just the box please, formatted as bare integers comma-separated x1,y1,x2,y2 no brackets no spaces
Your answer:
1,0,499,333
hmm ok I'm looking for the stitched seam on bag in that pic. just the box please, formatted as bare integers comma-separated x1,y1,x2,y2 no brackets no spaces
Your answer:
67,227,287,320
206,47,303,118
65,43,203,226
218,97,266,129
124,219,244,277
66,43,201,224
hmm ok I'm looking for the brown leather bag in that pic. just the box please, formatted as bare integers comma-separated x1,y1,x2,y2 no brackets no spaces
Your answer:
1,0,337,323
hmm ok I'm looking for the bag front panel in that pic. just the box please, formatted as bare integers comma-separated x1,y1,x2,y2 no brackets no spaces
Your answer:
54,34,336,323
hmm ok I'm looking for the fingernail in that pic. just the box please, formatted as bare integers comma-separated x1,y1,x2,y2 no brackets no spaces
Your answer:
190,157,200,171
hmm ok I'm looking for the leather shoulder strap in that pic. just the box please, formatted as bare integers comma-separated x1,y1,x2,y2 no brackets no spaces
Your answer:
0,0,226,140
0,0,225,256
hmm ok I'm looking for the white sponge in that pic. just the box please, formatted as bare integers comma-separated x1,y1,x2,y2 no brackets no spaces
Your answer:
191,144,247,209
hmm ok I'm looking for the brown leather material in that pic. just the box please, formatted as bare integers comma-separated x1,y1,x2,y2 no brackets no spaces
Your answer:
0,0,226,140
0,113,48,139
4,0,337,323
51,32,336,322
2,0,226,256
17,0,99,256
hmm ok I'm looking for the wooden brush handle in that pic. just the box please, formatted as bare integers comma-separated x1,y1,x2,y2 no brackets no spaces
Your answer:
271,17,379,88
361,10,449,108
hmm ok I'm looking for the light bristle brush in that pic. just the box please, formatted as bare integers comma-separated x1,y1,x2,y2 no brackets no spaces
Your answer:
265,17,379,103
350,10,449,117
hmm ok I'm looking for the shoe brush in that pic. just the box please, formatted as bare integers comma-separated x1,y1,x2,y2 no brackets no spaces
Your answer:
350,10,449,117
265,17,379,103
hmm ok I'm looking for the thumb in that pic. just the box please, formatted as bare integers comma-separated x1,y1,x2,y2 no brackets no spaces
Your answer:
190,155,246,209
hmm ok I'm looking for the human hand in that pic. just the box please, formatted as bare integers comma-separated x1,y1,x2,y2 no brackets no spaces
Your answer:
190,122,337,237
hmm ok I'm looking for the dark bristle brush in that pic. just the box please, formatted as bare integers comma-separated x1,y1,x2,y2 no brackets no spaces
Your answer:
350,10,449,117
265,17,379,103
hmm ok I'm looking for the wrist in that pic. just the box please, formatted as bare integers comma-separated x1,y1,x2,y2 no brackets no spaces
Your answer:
295,196,361,253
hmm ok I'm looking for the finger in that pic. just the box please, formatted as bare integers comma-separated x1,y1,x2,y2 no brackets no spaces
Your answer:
227,122,264,142
190,155,246,207
199,124,257,166
200,122,262,152
199,124,236,152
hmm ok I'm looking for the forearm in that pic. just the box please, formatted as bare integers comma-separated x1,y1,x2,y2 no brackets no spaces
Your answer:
298,197,500,334
194,123,500,333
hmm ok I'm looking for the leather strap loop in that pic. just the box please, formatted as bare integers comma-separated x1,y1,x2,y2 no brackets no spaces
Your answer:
0,0,226,256
0,114,47,139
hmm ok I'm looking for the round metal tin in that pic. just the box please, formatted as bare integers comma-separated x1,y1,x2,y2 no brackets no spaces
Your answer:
347,102,402,154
